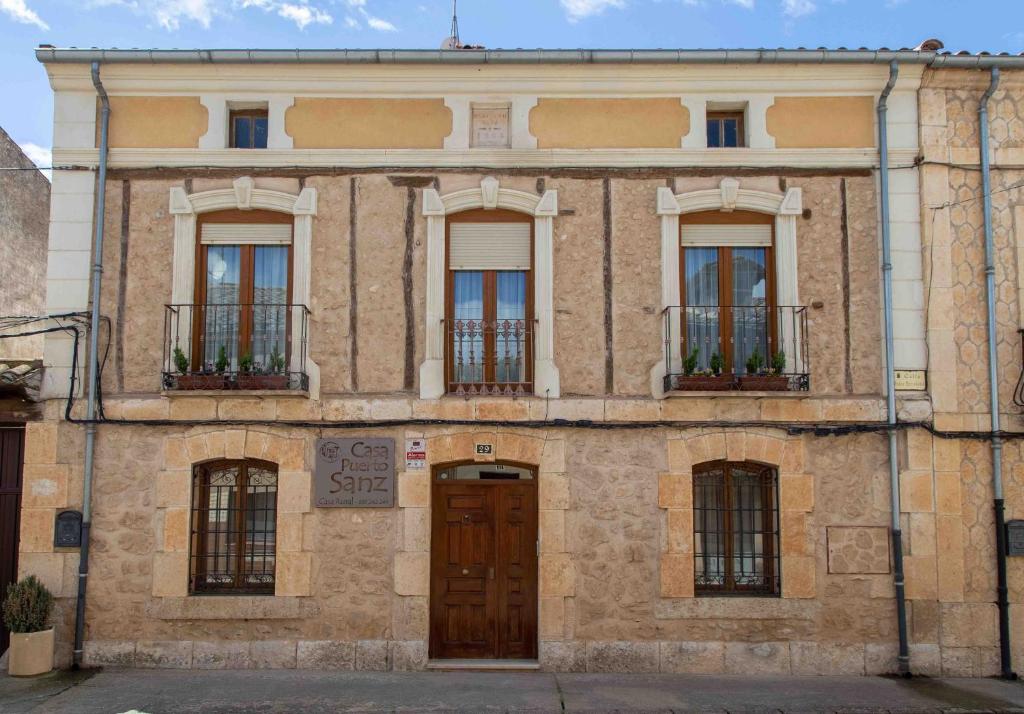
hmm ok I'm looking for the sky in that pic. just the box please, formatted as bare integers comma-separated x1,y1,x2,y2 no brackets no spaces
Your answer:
1,0,1022,177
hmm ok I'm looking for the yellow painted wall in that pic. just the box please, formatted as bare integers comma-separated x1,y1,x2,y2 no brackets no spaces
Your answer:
103,96,208,149
286,98,452,149
530,98,690,149
766,96,875,149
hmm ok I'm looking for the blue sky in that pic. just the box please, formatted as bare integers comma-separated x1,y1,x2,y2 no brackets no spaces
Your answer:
1,0,1022,174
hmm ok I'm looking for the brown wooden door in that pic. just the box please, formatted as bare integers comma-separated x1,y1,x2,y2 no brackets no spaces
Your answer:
430,477,538,660
0,426,25,654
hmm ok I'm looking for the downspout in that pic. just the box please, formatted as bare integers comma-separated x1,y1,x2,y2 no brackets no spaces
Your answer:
73,61,109,669
878,60,911,676
979,66,1016,680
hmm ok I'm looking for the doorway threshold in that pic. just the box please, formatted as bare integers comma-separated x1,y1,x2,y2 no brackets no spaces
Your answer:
426,659,541,671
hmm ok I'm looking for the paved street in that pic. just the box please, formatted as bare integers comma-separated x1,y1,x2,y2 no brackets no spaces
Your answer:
3,669,1024,713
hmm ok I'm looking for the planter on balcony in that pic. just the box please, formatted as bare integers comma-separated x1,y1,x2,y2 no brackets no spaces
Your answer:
672,374,735,391
235,374,290,390
175,373,230,390
738,374,790,391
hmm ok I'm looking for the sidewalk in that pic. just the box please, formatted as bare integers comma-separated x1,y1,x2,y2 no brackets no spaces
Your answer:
3,668,1024,713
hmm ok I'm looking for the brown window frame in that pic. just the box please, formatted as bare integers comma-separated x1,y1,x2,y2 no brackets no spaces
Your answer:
679,210,777,375
229,109,269,149
191,209,295,373
706,111,745,148
190,458,278,595
693,460,779,596
444,208,535,395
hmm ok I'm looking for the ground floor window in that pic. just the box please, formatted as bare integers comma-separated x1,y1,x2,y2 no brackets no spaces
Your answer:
190,459,278,594
693,460,779,596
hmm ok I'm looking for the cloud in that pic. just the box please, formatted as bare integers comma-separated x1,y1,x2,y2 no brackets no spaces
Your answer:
153,0,216,29
781,0,814,16
343,4,396,31
560,0,625,22
277,1,332,27
364,14,394,30
18,142,51,181
0,0,49,29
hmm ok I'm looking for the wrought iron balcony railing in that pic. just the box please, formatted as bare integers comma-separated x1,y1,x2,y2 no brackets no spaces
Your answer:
663,305,810,392
446,318,534,396
162,303,310,391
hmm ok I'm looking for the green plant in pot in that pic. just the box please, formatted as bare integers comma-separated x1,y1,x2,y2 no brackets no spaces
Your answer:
740,347,790,391
709,352,724,376
771,350,787,375
682,347,699,376
676,349,732,391
3,576,55,676
745,347,765,376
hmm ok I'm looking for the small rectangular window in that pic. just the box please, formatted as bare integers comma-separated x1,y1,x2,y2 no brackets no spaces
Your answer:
230,110,269,149
707,112,744,148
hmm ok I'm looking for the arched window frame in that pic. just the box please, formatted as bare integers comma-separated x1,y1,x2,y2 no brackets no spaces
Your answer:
692,459,780,596
421,177,559,399
190,458,279,595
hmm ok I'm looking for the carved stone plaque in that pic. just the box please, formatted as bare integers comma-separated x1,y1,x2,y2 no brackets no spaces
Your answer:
315,438,395,507
471,104,510,148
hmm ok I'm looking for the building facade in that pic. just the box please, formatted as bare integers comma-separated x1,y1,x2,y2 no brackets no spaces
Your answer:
15,46,1024,675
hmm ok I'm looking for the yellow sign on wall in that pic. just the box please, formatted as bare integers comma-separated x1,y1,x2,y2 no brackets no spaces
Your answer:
894,370,927,391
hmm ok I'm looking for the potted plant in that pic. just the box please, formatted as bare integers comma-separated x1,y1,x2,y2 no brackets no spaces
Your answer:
170,345,204,390
261,343,290,390
672,349,735,391
739,348,790,391
3,576,54,677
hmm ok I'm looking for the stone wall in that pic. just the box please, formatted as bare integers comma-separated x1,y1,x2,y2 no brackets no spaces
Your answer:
0,127,48,359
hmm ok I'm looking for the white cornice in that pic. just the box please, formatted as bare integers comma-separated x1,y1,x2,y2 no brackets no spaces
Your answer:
54,147,919,170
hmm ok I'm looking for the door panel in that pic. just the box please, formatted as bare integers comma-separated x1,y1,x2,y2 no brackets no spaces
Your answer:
430,476,538,660
0,427,25,654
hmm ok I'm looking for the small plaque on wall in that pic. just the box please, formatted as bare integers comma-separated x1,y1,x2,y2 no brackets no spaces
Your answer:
314,438,395,508
1007,520,1024,556
471,104,510,148
894,370,927,391
54,510,82,548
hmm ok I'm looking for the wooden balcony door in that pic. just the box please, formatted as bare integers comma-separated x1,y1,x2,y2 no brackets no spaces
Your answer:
429,465,538,660
0,426,24,654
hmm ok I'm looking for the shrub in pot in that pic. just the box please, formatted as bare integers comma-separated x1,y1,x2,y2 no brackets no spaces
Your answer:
739,348,790,391
3,576,55,676
673,349,734,391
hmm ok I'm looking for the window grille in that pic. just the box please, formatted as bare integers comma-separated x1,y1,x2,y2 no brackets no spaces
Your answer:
190,460,277,594
693,461,779,595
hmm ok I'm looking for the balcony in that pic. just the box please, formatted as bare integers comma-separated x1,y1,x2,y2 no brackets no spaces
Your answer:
446,318,534,396
663,305,810,393
162,304,310,392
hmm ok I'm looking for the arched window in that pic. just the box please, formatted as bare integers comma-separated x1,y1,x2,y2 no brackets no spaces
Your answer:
680,210,777,377
190,459,278,594
446,209,534,395
693,460,779,596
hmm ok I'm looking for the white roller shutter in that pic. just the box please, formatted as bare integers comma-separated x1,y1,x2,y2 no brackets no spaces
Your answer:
201,223,292,245
449,223,531,270
681,224,771,247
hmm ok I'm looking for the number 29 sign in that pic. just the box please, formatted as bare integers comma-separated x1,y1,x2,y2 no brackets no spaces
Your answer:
314,438,395,508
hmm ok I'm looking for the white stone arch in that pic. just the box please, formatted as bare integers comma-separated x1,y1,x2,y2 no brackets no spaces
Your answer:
168,176,320,396
421,176,560,399
653,178,803,396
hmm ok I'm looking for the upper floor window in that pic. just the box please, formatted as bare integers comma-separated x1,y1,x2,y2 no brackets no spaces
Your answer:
230,109,269,149
190,459,278,595
681,211,776,379
707,112,744,148
694,460,779,596
446,210,533,395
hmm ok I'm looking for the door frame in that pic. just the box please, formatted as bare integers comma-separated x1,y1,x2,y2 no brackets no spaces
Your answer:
428,459,539,660
0,424,25,655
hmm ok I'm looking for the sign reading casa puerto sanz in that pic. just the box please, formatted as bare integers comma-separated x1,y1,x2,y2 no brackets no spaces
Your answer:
315,438,395,508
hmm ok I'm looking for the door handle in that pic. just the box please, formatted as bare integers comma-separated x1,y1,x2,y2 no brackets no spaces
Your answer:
488,566,495,580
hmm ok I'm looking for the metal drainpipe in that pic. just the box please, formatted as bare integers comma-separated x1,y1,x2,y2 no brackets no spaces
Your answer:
878,60,911,676
72,61,109,669
979,66,1016,680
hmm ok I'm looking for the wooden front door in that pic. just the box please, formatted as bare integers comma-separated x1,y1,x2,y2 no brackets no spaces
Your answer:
429,466,538,660
0,426,24,654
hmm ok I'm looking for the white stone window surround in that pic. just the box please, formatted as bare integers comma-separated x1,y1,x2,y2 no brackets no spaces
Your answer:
653,178,803,396
421,177,559,399
168,177,320,396
681,96,776,150
444,97,539,150
199,95,294,150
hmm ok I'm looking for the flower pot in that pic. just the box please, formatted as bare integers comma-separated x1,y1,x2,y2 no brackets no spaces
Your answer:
8,628,54,677
175,374,228,390
738,374,791,391
236,374,289,390
672,375,735,391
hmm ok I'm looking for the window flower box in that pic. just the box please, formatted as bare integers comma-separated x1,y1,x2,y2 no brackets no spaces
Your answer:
738,374,790,391
235,374,289,391
175,373,230,390
672,374,735,391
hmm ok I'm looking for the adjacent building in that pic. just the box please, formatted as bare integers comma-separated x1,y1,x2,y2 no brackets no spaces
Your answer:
17,43,1024,675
